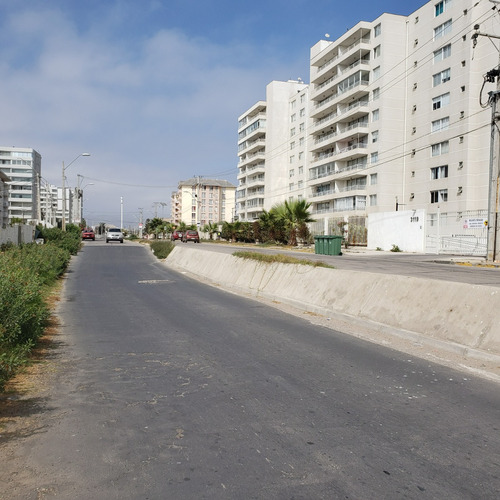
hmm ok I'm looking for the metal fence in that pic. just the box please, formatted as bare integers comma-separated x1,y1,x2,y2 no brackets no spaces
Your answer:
425,209,488,256
310,215,367,246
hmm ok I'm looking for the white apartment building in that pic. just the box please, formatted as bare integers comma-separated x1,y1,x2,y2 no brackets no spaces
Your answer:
0,147,42,224
39,182,59,227
237,0,500,250
237,80,308,221
171,177,236,227
0,170,10,227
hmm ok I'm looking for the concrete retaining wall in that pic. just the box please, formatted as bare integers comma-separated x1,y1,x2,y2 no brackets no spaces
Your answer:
164,246,500,358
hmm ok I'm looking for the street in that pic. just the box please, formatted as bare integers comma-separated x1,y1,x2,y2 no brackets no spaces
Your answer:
1,240,500,499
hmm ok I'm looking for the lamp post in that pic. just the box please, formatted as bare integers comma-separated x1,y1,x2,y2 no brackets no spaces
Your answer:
61,153,90,230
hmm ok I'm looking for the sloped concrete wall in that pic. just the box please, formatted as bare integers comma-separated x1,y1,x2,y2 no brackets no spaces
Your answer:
164,246,500,359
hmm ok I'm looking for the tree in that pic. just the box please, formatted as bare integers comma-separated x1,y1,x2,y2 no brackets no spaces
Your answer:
271,200,315,246
202,222,219,240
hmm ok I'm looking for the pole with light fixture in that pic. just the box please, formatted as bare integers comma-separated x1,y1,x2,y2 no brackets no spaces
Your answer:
61,153,90,231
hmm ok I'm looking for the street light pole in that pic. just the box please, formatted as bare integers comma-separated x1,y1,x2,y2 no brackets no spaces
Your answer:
61,153,90,231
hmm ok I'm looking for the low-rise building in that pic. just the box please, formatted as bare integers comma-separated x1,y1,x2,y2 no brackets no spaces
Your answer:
171,177,236,227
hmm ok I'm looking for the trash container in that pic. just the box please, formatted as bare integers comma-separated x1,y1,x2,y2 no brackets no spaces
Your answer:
314,235,342,256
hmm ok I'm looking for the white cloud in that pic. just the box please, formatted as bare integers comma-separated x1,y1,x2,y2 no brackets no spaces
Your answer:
0,2,306,224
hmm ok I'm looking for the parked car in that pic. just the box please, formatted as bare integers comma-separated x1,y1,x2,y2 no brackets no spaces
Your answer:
81,228,95,241
182,230,200,243
171,230,183,241
106,227,124,243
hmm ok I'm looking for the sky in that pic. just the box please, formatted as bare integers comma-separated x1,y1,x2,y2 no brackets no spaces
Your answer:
0,0,426,227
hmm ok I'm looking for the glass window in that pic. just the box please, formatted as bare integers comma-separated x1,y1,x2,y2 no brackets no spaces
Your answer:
374,24,381,37
435,0,451,17
432,116,449,132
432,93,450,110
372,109,379,121
373,66,381,80
431,141,449,156
434,44,451,62
434,19,452,39
433,68,451,86
374,45,381,58
431,165,448,179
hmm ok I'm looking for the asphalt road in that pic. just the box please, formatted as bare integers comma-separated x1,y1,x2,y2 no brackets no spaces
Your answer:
2,240,500,499
197,241,500,287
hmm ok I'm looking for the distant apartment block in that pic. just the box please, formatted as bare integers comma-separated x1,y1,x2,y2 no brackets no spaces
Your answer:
0,147,42,224
171,177,236,227
236,0,499,226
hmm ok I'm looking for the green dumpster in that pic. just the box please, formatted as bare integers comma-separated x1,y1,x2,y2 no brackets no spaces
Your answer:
314,235,342,256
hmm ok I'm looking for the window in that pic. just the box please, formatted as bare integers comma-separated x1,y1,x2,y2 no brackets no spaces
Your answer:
299,137,305,147
290,141,295,150
298,151,304,161
433,68,451,86
289,169,295,178
432,92,450,110
372,130,379,143
374,24,381,37
431,189,448,203
371,152,379,164
373,66,381,80
431,140,449,156
299,108,306,117
299,122,305,132
291,100,296,110
289,155,294,163
374,45,381,58
432,116,449,132
300,94,306,104
290,127,296,137
434,19,452,39
298,166,303,174
372,109,379,122
291,113,296,123
431,165,448,179
373,88,380,100
370,194,377,206
370,173,378,185
434,44,451,62
435,0,451,17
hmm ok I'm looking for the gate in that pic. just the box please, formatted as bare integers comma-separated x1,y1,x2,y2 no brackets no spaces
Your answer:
425,210,487,256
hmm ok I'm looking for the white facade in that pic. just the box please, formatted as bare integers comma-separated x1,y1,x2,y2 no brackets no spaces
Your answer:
172,177,236,227
237,80,308,221
39,182,59,227
237,0,500,234
0,147,42,224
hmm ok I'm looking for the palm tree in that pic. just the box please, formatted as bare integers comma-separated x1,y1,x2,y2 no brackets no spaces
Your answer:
272,199,315,246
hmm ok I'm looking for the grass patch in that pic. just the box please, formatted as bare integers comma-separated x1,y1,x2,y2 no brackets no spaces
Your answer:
233,251,334,269
148,240,175,259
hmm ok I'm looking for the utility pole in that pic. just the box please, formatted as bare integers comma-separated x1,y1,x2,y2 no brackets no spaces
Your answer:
472,18,500,262
138,207,143,239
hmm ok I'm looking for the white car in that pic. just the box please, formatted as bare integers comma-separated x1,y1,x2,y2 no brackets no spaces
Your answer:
106,228,124,243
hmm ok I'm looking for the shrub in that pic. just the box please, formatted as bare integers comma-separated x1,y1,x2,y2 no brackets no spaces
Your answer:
390,244,402,252
233,251,334,269
149,240,175,259
38,226,81,255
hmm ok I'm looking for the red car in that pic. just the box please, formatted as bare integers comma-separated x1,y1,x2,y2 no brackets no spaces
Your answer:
171,230,183,241
82,228,95,241
182,230,200,243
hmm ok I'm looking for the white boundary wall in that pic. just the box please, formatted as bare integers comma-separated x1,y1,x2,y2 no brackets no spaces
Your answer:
0,225,34,245
367,210,425,252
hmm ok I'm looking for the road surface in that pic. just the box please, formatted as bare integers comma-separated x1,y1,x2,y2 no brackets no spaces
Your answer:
1,240,499,499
